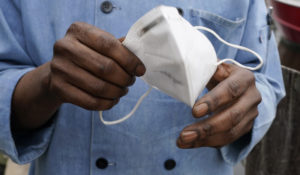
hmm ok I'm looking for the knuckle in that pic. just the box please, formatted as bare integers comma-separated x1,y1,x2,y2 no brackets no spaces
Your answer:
89,80,104,96
241,69,255,86
88,99,101,110
67,22,83,34
97,82,108,95
243,122,254,135
114,88,125,98
50,60,62,72
255,89,262,104
127,76,136,86
229,109,243,127
209,94,219,111
121,88,129,96
53,39,76,56
248,72,256,84
203,123,212,136
86,98,109,110
48,79,57,94
96,59,115,76
53,39,67,53
258,94,262,104
251,108,259,120
248,120,255,131
198,123,212,139
254,108,259,117
105,101,116,110
122,55,137,73
50,59,69,76
228,128,238,140
249,88,262,107
102,59,116,75
227,80,241,99
94,99,115,110
92,58,107,75
96,63,106,75
97,34,118,52
49,79,64,101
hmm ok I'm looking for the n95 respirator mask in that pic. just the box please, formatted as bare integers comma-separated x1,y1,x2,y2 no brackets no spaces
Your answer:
99,6,263,125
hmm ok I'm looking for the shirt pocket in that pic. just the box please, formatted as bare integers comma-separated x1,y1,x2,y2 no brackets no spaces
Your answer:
188,8,246,60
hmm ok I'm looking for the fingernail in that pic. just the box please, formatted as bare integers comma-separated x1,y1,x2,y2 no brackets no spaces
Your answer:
180,131,198,143
193,103,208,117
176,139,192,149
135,64,146,76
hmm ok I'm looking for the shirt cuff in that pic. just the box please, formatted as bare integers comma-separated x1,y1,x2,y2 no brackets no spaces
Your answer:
0,67,55,164
220,73,284,165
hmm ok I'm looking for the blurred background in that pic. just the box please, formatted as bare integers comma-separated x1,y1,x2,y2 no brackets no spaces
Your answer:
1,0,299,174
244,0,300,175
237,0,300,174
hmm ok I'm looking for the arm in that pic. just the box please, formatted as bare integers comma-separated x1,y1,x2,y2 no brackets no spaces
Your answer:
11,22,145,131
11,62,61,131
0,0,144,163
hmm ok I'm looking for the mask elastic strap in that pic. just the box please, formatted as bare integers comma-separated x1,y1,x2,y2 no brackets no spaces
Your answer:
99,87,152,125
194,26,263,71
100,26,263,125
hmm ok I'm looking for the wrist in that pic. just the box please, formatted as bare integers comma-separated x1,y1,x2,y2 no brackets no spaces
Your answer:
11,62,62,131
40,62,63,106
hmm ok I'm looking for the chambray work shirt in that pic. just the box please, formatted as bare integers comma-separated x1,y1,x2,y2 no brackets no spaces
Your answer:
0,0,285,174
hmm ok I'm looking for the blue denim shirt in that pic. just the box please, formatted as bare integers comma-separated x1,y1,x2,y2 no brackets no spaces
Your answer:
0,0,285,174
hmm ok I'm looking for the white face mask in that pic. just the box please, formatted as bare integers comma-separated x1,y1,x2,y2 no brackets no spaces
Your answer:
99,5,263,125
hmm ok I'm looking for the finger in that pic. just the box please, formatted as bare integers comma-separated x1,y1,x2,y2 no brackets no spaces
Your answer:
51,58,128,100
179,87,261,145
66,22,146,76
193,68,256,117
49,75,118,111
198,109,256,148
54,38,136,88
177,109,257,149
206,63,231,90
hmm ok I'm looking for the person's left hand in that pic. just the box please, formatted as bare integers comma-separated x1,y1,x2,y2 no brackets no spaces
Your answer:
177,63,262,148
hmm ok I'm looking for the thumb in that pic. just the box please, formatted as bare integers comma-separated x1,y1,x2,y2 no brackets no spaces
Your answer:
206,63,230,90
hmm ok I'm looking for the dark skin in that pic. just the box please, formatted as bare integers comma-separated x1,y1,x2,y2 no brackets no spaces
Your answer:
177,63,262,148
11,22,145,130
11,22,261,149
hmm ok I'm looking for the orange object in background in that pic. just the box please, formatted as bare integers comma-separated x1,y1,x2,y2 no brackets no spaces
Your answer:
271,0,300,44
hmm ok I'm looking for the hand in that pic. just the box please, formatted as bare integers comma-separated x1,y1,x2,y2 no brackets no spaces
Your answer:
177,63,261,148
47,22,145,110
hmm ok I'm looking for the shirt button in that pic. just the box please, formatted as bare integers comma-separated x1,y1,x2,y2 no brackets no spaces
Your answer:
164,159,176,170
101,1,113,14
96,158,108,169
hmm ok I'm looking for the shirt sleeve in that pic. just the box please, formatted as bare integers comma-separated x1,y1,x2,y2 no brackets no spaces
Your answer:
0,1,55,164
220,0,286,165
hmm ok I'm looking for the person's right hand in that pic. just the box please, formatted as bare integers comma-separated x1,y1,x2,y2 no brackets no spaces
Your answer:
47,22,145,110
